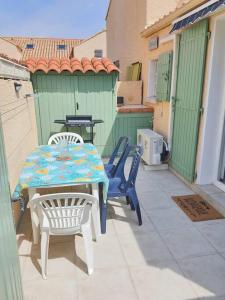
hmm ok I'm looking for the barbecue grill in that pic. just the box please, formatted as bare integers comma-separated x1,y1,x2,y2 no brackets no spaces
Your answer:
54,115,104,144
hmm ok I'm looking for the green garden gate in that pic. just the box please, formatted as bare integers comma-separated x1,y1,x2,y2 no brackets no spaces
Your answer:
171,19,209,182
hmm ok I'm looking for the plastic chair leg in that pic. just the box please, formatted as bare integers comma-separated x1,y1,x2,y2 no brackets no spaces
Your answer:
129,190,142,226
135,203,142,226
126,196,135,211
81,224,94,275
41,231,49,279
91,203,99,242
100,201,107,234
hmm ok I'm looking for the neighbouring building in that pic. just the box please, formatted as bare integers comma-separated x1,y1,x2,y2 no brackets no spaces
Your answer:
0,37,38,225
73,30,107,59
106,0,188,128
106,0,187,80
3,36,83,60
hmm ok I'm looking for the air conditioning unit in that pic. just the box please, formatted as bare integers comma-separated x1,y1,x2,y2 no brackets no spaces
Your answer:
137,129,163,166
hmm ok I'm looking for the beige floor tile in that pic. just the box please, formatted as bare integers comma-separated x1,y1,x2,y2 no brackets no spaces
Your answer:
110,202,155,235
118,231,173,266
160,226,216,260
129,261,197,300
22,242,77,281
139,190,175,211
194,220,225,253
23,276,78,300
75,233,127,269
178,254,225,298
147,206,192,232
77,267,138,300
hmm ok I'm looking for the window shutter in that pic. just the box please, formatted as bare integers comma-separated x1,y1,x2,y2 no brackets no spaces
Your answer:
156,51,173,101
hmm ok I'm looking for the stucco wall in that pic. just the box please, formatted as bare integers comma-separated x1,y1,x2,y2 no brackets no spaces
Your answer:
0,77,38,224
117,81,142,105
0,38,22,60
106,0,148,80
74,30,107,59
143,26,173,140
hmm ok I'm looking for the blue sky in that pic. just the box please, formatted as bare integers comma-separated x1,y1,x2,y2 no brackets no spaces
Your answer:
0,0,109,38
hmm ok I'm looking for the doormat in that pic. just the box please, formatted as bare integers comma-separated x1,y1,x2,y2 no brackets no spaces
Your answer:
172,194,224,222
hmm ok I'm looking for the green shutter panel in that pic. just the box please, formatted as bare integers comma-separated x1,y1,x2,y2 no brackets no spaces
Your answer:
156,51,173,101
171,19,209,182
0,117,23,300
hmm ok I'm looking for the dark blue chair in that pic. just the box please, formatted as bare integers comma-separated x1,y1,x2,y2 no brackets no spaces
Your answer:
104,136,129,178
101,145,143,233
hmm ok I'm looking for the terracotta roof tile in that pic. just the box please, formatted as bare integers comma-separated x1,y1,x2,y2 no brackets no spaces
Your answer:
26,57,119,74
3,37,83,60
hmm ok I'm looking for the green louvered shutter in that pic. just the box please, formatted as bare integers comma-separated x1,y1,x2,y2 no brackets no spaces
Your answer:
156,51,173,101
171,19,209,182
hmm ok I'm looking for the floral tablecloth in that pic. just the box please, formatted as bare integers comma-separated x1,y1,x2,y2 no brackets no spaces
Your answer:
13,143,108,202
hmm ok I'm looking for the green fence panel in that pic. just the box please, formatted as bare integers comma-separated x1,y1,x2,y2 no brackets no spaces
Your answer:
113,113,153,148
0,118,23,300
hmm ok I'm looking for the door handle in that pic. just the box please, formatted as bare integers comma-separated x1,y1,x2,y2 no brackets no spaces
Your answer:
76,103,79,110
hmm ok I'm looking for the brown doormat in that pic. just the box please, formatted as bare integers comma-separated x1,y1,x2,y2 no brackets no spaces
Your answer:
172,194,224,222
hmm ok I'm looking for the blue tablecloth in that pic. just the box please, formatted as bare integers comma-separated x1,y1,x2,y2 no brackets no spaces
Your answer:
13,143,108,202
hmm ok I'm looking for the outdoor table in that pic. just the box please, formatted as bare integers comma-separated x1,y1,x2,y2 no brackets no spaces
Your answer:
14,143,109,243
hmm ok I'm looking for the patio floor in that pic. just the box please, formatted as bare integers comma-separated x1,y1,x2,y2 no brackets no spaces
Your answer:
17,162,225,300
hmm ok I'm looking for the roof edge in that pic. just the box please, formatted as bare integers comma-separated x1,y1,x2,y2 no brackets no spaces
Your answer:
105,0,112,20
76,29,106,47
141,0,207,37
4,36,84,42
1,37,23,51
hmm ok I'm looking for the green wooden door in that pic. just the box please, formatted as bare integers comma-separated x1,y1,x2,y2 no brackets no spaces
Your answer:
33,74,77,144
76,74,117,156
171,20,209,182
0,118,23,300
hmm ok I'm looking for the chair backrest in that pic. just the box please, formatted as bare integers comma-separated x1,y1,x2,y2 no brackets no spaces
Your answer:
32,193,97,235
107,136,129,176
125,145,143,190
48,132,83,145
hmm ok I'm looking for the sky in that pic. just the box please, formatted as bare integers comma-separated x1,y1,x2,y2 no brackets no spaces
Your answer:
0,0,109,39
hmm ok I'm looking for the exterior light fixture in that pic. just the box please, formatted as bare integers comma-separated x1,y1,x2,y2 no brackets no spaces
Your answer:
14,82,22,93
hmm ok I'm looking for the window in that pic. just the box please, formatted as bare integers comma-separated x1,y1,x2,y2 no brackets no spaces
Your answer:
57,44,67,50
26,44,34,49
94,49,103,58
147,59,158,102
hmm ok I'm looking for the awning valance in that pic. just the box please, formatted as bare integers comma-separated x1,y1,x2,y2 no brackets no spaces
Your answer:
171,0,225,33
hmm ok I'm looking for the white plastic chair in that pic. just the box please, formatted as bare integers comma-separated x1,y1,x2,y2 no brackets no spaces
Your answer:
48,132,83,145
31,193,98,279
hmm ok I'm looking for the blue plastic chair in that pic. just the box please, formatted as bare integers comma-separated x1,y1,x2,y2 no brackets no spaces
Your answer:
104,136,129,178
100,145,143,233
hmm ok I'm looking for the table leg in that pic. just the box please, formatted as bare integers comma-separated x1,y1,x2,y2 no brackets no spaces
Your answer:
28,188,39,244
91,126,94,144
91,183,101,238
99,183,107,234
